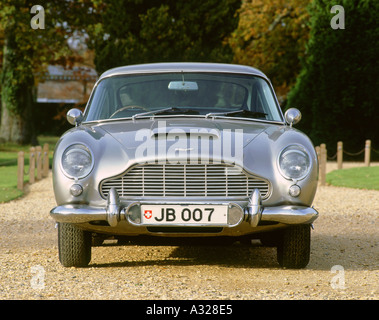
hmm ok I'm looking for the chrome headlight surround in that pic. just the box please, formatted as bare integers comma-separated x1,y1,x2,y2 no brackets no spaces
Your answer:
277,144,312,181
61,143,94,179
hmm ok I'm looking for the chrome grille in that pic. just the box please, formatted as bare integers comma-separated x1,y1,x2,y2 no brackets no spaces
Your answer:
100,163,270,199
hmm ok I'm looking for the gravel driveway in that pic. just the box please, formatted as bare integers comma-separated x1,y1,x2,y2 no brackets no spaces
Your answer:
0,163,378,300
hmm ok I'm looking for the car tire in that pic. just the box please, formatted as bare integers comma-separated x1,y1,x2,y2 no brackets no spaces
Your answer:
276,224,311,269
58,223,91,267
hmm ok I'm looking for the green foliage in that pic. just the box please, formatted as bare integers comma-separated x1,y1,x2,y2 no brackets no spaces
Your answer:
0,1,91,113
87,0,241,74
0,1,93,144
287,0,379,152
1,3,34,114
228,0,310,100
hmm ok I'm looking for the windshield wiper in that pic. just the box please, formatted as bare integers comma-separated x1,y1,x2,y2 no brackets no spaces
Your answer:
132,107,199,120
205,109,267,119
153,107,200,116
132,107,266,121
132,107,175,121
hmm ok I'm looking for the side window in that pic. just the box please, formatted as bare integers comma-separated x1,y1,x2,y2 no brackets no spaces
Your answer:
251,82,265,114
85,83,111,120
256,89,267,113
98,88,111,119
251,79,281,121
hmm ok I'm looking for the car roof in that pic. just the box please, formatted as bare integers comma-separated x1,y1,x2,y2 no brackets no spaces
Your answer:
99,62,268,80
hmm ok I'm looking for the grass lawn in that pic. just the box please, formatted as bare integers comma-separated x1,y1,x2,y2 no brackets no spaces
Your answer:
0,165,26,202
326,166,379,190
0,136,59,203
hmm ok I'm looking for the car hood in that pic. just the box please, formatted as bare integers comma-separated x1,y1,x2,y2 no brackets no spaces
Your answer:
90,118,289,168
96,118,274,150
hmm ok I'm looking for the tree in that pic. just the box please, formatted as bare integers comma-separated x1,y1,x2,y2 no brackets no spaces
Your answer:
86,0,241,74
228,0,310,101
0,0,91,144
287,0,379,152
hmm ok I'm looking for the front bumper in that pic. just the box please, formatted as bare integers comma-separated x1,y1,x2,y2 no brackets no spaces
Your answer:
50,188,318,229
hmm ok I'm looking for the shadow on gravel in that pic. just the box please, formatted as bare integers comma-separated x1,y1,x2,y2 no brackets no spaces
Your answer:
88,231,379,270
168,243,278,268
90,242,279,269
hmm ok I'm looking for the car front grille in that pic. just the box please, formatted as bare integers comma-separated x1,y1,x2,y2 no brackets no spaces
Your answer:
100,163,270,199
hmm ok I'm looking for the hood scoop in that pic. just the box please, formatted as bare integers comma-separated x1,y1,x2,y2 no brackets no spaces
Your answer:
150,119,221,139
150,126,220,139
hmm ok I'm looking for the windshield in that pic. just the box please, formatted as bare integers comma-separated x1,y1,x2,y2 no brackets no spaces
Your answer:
84,72,283,122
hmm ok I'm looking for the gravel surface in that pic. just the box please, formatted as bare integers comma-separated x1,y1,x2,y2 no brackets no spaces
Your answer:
0,163,378,300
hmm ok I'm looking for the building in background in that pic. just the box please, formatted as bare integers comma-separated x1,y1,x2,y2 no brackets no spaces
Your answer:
37,65,97,104
35,65,98,135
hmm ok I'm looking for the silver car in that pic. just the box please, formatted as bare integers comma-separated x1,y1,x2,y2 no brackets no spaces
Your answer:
50,63,318,268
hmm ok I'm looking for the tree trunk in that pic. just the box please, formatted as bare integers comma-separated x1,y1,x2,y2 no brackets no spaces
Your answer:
0,89,38,145
0,103,23,144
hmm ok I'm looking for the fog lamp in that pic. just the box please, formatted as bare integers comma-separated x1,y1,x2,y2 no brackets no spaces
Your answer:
70,184,83,197
289,184,301,197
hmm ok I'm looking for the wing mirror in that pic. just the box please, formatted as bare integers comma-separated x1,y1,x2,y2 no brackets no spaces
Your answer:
67,108,83,126
284,108,302,127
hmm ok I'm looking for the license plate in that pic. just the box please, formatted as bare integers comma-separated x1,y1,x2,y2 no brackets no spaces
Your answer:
141,205,228,226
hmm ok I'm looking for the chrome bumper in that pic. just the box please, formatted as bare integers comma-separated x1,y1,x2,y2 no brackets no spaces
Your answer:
50,188,318,227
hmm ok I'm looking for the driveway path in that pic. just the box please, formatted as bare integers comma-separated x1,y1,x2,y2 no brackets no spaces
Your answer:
0,164,378,300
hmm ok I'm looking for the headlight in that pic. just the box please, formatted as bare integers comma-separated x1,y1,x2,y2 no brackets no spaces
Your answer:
278,145,311,180
61,144,94,179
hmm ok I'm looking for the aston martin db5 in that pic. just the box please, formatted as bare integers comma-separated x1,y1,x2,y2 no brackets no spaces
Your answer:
50,63,318,268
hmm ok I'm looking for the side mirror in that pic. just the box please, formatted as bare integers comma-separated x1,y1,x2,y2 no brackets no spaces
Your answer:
67,108,83,126
284,108,302,127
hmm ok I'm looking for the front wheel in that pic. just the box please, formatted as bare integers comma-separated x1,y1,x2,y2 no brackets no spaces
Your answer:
277,224,311,269
58,223,91,267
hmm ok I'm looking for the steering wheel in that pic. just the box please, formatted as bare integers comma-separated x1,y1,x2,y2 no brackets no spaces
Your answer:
110,105,149,118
